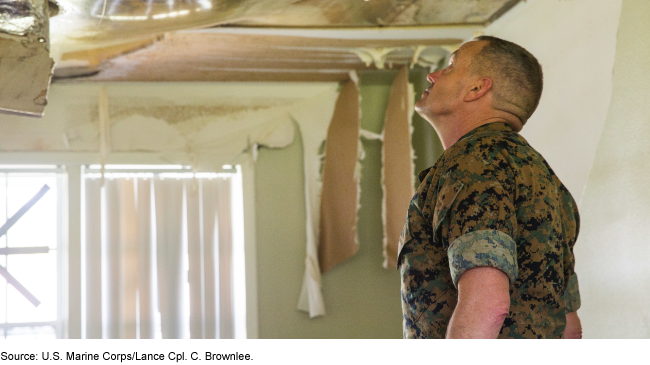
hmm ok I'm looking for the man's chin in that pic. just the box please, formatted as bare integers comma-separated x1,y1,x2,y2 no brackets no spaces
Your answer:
414,104,436,126
414,102,427,117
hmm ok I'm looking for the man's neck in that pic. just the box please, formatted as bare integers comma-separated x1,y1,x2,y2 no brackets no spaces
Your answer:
434,116,513,150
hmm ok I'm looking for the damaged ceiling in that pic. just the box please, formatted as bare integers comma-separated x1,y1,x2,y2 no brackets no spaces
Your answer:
0,0,54,116
2,0,522,114
50,0,521,43
58,0,521,33
49,0,522,81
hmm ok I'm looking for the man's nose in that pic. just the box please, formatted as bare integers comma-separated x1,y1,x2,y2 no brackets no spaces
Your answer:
426,70,442,84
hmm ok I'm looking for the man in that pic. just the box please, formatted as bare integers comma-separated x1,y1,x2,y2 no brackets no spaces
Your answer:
398,36,582,339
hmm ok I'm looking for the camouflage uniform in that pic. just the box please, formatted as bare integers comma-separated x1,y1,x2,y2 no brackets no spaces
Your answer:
398,122,581,339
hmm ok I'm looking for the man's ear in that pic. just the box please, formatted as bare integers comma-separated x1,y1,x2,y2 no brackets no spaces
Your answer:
464,77,492,102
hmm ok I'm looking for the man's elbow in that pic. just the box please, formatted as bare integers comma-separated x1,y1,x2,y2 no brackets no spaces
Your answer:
487,299,510,325
478,276,511,324
564,311,582,339
451,266,512,338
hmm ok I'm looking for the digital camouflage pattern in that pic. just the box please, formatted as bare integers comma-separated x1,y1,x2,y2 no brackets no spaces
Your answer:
398,122,580,339
447,230,518,287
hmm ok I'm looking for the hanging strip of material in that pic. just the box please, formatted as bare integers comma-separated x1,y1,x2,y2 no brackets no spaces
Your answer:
0,0,54,117
318,80,361,274
293,84,341,319
382,66,415,269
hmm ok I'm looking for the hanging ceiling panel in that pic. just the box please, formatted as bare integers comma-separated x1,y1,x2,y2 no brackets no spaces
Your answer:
47,0,521,82
51,0,521,44
0,0,55,116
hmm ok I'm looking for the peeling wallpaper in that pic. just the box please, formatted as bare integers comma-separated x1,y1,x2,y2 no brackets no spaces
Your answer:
0,82,337,170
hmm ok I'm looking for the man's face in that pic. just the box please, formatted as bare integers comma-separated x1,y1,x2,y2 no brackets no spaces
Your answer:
414,41,485,122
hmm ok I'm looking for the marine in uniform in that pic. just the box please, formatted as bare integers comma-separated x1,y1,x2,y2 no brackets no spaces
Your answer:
399,36,582,339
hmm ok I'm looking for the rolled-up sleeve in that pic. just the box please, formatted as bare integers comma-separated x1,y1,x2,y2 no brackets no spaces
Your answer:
448,230,518,287
563,272,581,313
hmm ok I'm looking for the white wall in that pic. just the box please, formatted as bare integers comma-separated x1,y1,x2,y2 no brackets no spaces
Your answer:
576,0,650,338
483,0,650,338
485,0,622,202
487,0,650,338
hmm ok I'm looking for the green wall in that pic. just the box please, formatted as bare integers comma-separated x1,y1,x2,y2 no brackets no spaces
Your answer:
254,69,440,338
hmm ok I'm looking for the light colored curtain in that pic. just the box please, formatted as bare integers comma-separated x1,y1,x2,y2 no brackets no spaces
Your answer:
83,175,235,339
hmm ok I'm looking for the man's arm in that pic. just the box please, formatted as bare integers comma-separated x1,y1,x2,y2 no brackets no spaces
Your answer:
564,311,582,339
446,266,510,339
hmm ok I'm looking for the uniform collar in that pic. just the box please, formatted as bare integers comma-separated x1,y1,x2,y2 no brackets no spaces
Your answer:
417,122,515,183
458,122,514,142
418,167,432,183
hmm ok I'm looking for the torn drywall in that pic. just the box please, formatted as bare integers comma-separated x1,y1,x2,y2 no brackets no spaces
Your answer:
410,45,426,69
0,83,337,169
0,0,54,117
352,48,397,70
381,67,415,269
317,80,361,274
0,81,344,318
289,84,341,318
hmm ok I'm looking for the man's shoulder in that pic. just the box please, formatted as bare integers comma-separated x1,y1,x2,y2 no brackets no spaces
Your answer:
445,125,547,177
453,125,525,157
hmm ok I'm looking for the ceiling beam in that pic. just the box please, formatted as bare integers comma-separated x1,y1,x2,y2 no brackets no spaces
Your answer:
185,24,482,43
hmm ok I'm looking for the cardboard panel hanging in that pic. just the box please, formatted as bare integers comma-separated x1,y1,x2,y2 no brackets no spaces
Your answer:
382,67,415,269
0,0,54,117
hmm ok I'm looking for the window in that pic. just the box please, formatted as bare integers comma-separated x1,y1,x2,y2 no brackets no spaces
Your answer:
0,166,64,339
0,162,251,339
80,165,246,339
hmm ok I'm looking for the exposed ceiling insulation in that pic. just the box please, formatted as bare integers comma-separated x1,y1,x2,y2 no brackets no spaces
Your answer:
49,0,521,82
